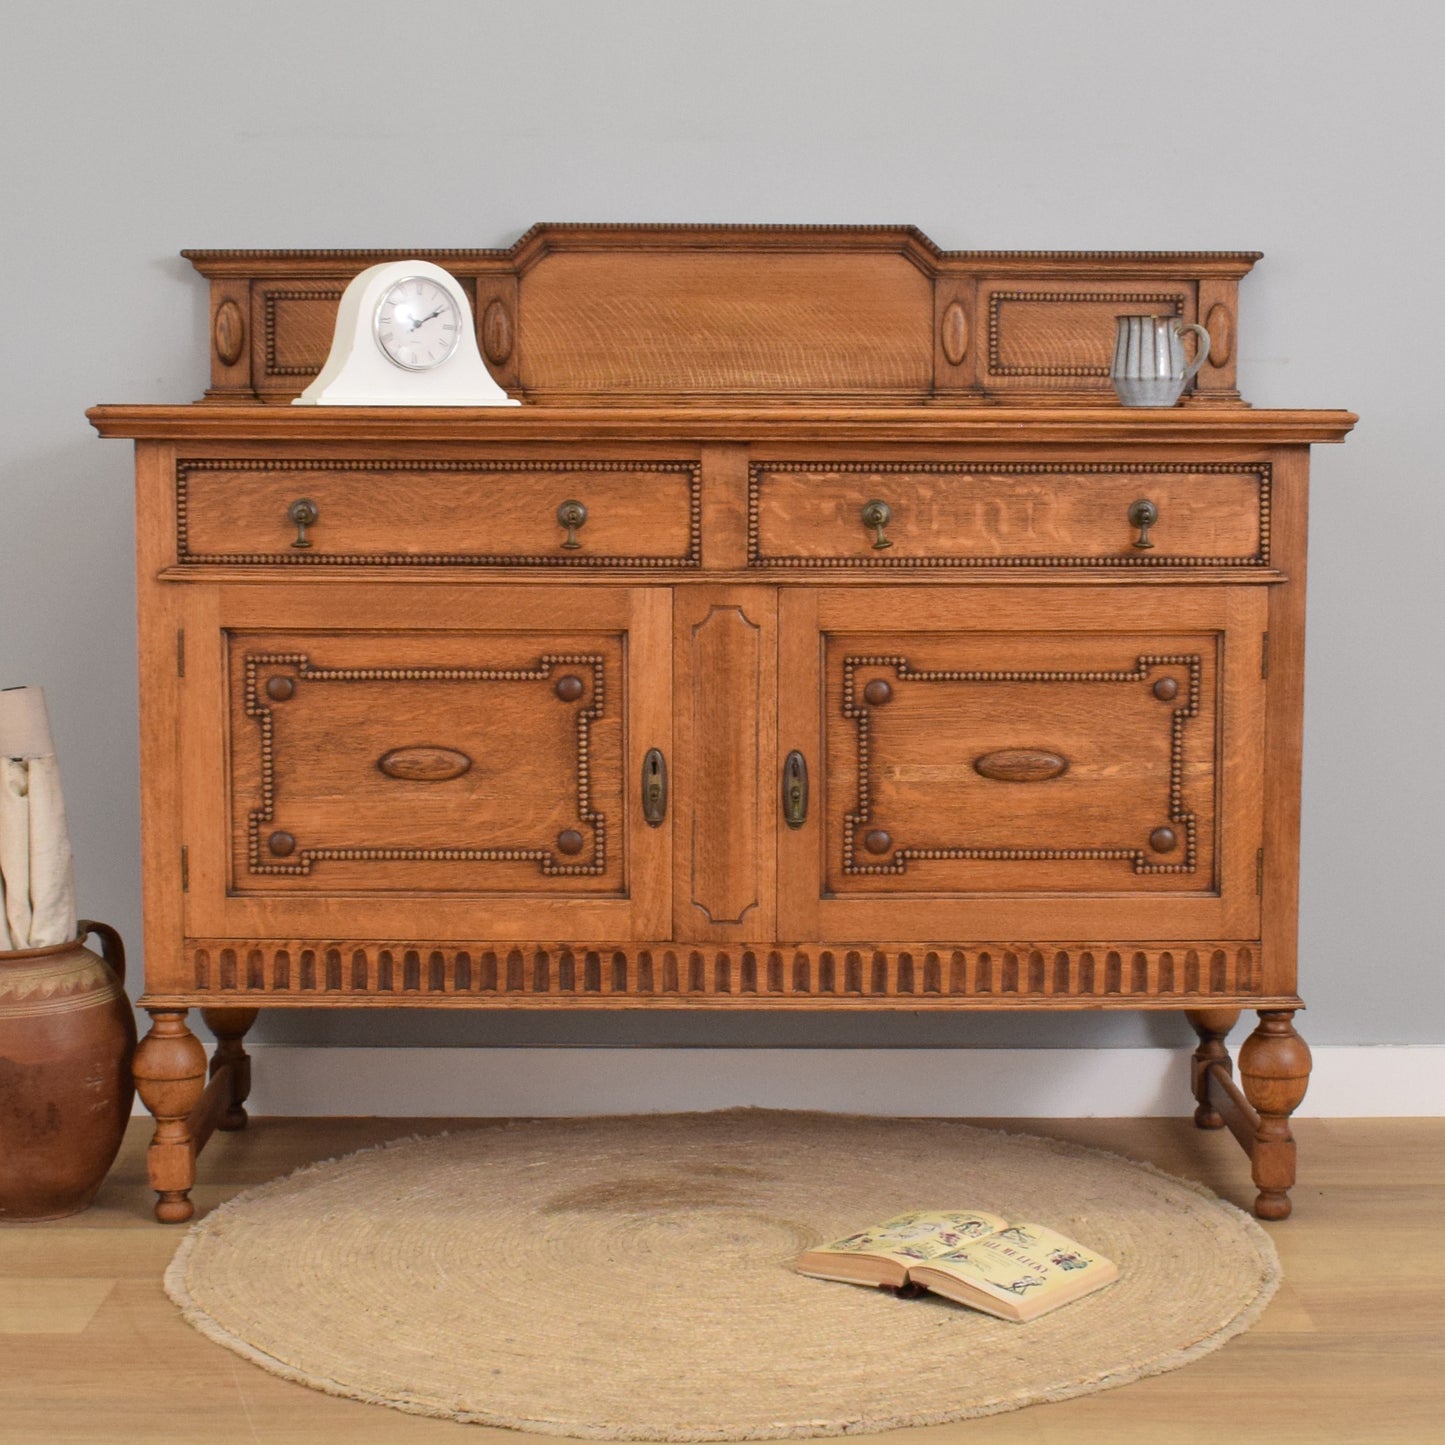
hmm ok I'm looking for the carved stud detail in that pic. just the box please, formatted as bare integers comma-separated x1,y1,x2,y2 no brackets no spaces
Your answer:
974,749,1069,783
555,675,584,702
213,300,246,367
377,747,473,782
940,300,969,366
265,675,295,702
481,298,514,364
864,829,892,855
1152,676,1179,701
863,679,892,706
268,831,296,857
557,830,585,856
1149,827,1178,853
1204,302,1234,369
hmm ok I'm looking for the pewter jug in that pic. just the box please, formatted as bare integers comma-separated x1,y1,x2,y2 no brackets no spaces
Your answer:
1110,314,1211,407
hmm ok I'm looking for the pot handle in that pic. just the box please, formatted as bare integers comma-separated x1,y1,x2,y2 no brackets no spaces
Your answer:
77,919,126,988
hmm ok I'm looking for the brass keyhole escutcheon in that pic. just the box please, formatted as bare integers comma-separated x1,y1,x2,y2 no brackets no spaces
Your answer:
557,499,588,550
641,748,668,827
288,498,319,548
861,499,894,550
1128,498,1158,550
782,751,809,829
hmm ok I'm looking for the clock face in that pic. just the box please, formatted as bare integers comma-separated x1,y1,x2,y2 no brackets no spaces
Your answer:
374,276,463,370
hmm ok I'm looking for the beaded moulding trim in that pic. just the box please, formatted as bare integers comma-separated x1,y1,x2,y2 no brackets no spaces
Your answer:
746,461,1271,570
176,459,704,568
242,652,608,878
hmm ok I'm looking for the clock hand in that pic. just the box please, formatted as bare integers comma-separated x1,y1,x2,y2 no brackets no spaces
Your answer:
412,305,446,329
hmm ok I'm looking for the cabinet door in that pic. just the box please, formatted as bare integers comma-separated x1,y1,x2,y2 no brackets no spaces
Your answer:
778,586,1266,943
180,583,670,942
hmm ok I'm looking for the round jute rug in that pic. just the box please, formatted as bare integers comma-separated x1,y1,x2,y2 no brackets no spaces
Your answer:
165,1110,1279,1440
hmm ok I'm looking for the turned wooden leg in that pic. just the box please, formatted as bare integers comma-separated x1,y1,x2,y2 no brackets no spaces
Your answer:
133,1010,207,1223
1186,1008,1241,1129
1238,1009,1312,1221
201,1007,259,1131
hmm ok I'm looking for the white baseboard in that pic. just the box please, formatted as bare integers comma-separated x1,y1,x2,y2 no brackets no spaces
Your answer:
134,1044,1445,1118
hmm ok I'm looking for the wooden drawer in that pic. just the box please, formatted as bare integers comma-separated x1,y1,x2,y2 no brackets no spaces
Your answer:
175,458,701,567
749,461,1270,569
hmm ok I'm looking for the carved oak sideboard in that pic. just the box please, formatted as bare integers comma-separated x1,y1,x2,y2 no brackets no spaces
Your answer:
89,225,1354,1222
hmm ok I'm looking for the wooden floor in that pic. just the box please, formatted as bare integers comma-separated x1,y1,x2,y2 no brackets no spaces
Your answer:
1,1116,1440,1444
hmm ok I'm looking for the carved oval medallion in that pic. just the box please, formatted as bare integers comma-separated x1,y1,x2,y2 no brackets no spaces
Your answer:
481,298,514,364
973,749,1069,783
377,747,473,783
213,300,246,367
1204,302,1233,369
940,299,969,367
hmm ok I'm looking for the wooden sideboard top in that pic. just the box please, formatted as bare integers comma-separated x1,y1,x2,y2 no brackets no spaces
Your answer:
88,404,1356,445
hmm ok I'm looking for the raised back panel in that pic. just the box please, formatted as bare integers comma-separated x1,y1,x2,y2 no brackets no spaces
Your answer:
184,225,1258,406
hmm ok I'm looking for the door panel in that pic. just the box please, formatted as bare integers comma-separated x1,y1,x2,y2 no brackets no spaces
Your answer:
779,586,1265,943
182,584,670,941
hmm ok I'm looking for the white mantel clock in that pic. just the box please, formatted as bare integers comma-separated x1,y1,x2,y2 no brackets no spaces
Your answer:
293,259,519,406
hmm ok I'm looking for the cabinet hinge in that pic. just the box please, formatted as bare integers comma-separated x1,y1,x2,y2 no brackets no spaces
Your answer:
1256,847,1264,895
177,628,186,678
181,845,189,892
1260,631,1269,680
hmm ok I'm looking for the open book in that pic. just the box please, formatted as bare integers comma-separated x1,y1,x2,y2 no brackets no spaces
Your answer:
796,1210,1118,1323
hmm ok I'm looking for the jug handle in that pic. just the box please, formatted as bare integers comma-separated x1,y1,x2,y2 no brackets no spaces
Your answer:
77,918,126,988
1176,322,1212,387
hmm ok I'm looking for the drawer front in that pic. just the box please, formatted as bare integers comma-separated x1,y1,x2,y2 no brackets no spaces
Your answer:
176,458,701,567
749,461,1269,569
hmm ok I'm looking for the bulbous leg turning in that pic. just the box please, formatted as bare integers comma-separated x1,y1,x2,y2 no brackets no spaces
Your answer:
1239,1009,1312,1220
133,1010,206,1223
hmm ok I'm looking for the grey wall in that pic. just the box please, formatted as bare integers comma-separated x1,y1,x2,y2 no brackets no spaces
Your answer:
2,1,1438,1051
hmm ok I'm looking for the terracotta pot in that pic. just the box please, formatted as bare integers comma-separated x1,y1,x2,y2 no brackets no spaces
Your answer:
0,921,136,1222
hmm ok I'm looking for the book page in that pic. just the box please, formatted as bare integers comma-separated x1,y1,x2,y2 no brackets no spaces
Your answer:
812,1210,1012,1265
918,1223,1116,1304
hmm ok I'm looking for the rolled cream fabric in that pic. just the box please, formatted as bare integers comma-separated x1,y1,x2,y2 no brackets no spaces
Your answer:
0,687,77,949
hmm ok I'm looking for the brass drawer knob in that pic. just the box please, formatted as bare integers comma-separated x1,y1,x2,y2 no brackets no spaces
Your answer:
861,499,894,550
557,499,588,550
287,498,318,548
1128,498,1158,550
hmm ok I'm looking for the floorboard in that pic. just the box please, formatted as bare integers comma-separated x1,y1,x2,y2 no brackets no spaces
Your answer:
1,1116,1438,1444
